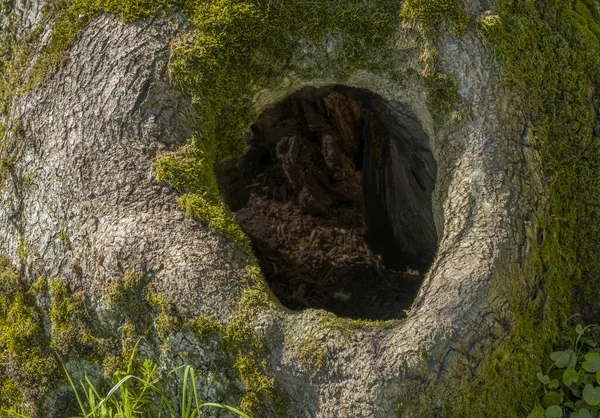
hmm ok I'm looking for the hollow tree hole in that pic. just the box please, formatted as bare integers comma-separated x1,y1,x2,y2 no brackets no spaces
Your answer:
217,85,438,320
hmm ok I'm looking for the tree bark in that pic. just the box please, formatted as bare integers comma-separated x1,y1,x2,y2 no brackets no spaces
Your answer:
0,1,559,417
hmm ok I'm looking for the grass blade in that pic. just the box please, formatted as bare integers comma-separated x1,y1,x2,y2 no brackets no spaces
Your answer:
199,402,252,418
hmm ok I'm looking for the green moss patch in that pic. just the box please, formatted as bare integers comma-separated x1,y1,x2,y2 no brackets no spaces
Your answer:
400,0,469,38
48,277,100,357
285,334,328,373
0,259,58,413
222,290,285,416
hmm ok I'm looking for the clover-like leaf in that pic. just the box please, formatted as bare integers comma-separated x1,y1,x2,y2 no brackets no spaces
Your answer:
527,406,545,418
538,372,551,385
582,384,600,406
542,391,562,408
578,408,592,418
548,378,560,389
577,324,585,335
568,350,578,368
552,350,576,369
544,405,562,418
583,353,600,373
564,367,579,386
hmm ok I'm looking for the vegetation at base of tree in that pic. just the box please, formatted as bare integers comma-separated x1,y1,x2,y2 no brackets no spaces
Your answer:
528,324,600,418
2,344,251,418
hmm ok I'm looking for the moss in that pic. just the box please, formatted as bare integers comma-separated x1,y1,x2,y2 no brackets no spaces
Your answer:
221,291,281,415
400,0,470,39
48,277,98,356
188,314,221,342
285,333,328,373
0,0,478,414
151,0,407,254
101,321,139,378
399,0,469,127
106,272,154,335
0,259,58,404
58,231,69,246
0,19,44,198
428,1,600,416
16,234,28,261
22,170,35,193
223,316,281,415
179,194,252,254
0,0,467,249
155,145,253,255
0,379,26,417
146,289,182,339
319,311,397,334
25,0,181,91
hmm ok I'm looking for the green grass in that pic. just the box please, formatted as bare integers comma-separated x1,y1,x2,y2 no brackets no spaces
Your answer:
3,344,251,418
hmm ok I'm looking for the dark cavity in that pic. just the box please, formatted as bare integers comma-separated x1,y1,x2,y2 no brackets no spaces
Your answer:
217,85,438,320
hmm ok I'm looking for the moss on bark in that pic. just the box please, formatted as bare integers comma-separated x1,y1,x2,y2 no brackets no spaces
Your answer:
5,0,600,415
428,2,600,416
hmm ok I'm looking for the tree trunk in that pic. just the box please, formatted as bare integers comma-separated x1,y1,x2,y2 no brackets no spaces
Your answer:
0,1,595,417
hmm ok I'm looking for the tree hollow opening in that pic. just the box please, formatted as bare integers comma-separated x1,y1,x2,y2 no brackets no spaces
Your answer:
218,85,438,320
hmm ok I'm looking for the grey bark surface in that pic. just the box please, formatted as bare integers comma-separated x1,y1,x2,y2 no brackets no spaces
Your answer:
0,3,538,417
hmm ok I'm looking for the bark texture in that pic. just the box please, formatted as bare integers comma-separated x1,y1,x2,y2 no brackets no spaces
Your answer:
0,1,546,417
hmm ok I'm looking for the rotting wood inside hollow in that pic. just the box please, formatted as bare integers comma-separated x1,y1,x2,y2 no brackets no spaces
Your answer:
217,85,438,320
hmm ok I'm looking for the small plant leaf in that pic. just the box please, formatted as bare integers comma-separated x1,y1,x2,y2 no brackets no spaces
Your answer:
549,379,560,389
583,384,600,406
528,406,545,418
583,353,600,373
577,324,585,335
569,350,578,368
552,350,575,369
564,368,580,386
542,391,562,408
538,372,552,385
578,408,592,418
544,405,562,418
581,336,597,348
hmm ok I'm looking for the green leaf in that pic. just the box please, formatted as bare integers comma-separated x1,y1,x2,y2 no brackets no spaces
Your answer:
538,372,552,385
545,405,562,418
542,391,562,408
527,406,545,418
568,350,578,368
549,379,560,389
564,368,580,386
581,336,598,348
578,408,592,418
583,353,600,373
577,324,585,335
552,350,576,369
582,384,600,406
